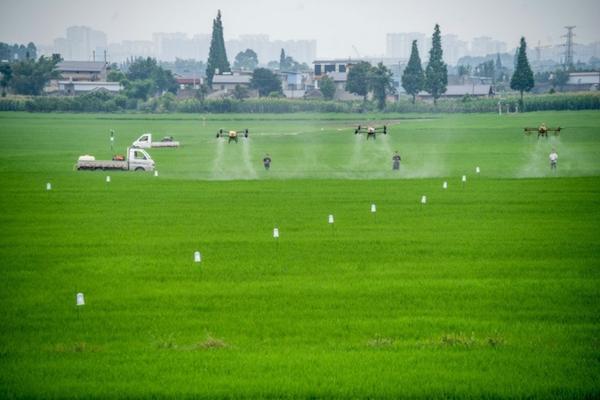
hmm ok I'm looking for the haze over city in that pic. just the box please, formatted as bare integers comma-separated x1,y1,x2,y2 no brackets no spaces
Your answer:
1,0,599,60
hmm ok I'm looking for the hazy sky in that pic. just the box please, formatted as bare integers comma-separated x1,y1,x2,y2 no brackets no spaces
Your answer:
1,0,599,57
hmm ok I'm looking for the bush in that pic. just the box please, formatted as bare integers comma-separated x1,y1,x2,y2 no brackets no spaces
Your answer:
1,91,598,114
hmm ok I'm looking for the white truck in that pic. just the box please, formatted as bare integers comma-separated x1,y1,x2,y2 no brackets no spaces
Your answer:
132,133,180,148
76,147,155,171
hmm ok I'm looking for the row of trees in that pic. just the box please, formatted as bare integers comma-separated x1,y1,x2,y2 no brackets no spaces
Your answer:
401,24,447,104
0,54,61,96
400,25,538,107
0,42,37,62
107,57,178,100
343,61,395,109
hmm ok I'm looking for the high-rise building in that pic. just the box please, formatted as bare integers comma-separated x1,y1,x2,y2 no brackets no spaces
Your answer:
386,33,429,60
471,36,507,57
65,26,107,61
442,34,468,65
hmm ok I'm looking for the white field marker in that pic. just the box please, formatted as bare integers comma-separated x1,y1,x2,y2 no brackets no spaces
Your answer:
106,176,111,183
273,228,280,238
76,293,85,306
371,204,376,213
421,195,427,204
462,175,467,183
443,181,448,189
46,182,52,191
476,166,480,174
328,214,334,224
154,170,159,177
194,251,201,263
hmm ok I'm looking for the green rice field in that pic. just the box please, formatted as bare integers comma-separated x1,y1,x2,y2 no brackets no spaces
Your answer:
0,110,599,398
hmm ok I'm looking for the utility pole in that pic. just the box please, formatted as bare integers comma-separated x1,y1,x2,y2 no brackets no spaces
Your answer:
562,26,576,70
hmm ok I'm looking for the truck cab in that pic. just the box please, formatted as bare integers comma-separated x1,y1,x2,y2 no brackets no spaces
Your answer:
129,147,155,171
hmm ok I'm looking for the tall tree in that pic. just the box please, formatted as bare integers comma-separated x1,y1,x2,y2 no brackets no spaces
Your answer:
495,53,504,82
345,61,372,101
319,76,336,100
206,10,230,86
424,24,448,105
457,65,471,84
401,40,424,103
233,49,258,71
510,37,534,106
369,62,396,110
0,63,12,96
250,68,281,97
279,49,286,70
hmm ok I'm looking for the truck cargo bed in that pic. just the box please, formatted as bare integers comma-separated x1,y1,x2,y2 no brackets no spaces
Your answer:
77,160,128,170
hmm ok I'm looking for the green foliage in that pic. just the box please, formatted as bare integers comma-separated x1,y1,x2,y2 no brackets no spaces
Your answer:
401,40,424,103
107,70,127,83
278,49,309,72
551,69,569,90
233,49,258,71
424,24,448,105
0,41,36,61
474,60,495,81
250,68,282,97
279,48,286,69
232,84,250,100
0,63,12,96
9,55,61,95
206,10,230,86
2,91,599,114
345,61,372,100
369,62,395,110
510,37,535,104
126,57,177,95
318,76,336,100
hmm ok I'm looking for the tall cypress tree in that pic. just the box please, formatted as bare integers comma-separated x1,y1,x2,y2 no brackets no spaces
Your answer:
401,40,424,104
424,24,447,105
206,10,230,86
279,49,286,70
510,37,534,106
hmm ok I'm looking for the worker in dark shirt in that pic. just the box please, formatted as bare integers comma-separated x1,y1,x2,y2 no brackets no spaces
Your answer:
263,154,272,170
392,151,401,170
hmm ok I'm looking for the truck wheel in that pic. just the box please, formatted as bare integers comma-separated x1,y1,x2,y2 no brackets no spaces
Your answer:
135,167,145,172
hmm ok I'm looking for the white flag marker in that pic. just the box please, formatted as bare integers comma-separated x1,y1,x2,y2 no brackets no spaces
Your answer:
462,175,467,182
476,166,480,174
154,170,159,177
328,214,334,224
46,183,52,191
76,293,85,306
273,228,279,238
106,176,111,183
371,204,376,213
194,251,201,263
421,195,427,204
443,181,448,189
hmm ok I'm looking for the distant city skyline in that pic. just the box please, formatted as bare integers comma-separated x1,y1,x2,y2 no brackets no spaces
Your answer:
34,24,599,67
1,0,599,60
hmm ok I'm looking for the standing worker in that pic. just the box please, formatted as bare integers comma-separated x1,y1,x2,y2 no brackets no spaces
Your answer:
263,154,272,170
549,148,558,171
392,151,401,171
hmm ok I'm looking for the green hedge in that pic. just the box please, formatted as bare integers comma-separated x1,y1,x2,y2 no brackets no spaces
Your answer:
0,91,598,113
386,92,600,113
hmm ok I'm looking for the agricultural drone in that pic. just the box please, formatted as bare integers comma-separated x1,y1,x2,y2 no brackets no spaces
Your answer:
355,125,387,140
523,123,562,138
216,129,249,144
